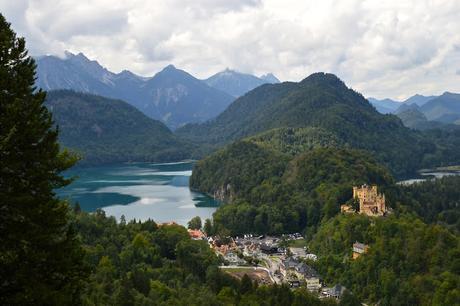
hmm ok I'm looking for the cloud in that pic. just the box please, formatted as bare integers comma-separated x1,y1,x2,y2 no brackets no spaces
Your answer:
1,0,459,99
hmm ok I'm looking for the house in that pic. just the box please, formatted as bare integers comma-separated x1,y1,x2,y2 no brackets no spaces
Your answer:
297,263,321,291
323,284,347,299
352,241,369,259
281,257,321,291
260,243,279,254
340,203,355,214
188,229,205,240
290,247,307,258
224,251,245,265
280,257,298,277
158,221,178,226
243,244,261,258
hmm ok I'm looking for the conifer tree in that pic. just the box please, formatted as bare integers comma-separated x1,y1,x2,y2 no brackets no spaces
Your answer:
0,14,86,304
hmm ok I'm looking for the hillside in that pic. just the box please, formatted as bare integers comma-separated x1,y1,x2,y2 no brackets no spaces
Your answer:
204,68,279,97
403,94,436,106
191,143,393,234
45,90,192,165
36,52,234,129
420,92,460,123
178,73,433,177
309,213,459,305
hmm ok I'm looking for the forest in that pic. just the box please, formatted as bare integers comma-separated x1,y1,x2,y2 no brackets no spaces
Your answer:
45,90,194,165
1,11,459,306
192,141,394,235
308,213,459,305
74,209,344,306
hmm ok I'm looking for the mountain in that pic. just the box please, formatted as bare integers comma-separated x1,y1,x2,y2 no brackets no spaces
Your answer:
45,90,192,165
395,105,433,130
368,97,401,113
260,73,281,83
403,94,436,106
141,65,234,129
204,68,280,97
178,72,436,177
368,94,436,114
420,92,460,123
36,52,234,129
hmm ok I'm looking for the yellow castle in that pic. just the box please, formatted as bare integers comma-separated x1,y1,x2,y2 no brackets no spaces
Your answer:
353,185,386,216
341,184,386,217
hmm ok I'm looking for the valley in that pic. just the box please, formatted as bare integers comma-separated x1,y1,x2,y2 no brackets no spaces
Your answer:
2,7,459,305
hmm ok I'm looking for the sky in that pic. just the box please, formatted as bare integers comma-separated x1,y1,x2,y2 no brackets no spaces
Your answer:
1,0,460,100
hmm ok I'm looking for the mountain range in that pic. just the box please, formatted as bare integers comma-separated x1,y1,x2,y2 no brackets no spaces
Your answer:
36,52,234,129
369,92,460,130
204,68,280,97
368,94,437,114
45,90,192,165
36,52,279,129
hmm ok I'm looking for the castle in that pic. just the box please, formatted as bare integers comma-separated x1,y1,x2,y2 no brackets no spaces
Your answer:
341,184,386,217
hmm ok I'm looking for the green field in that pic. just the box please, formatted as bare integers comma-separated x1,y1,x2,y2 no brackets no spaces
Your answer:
287,239,307,248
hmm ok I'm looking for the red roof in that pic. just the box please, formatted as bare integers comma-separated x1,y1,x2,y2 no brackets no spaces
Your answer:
188,229,205,239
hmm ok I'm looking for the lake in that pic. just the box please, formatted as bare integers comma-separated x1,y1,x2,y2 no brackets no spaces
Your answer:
56,161,219,225
397,168,460,185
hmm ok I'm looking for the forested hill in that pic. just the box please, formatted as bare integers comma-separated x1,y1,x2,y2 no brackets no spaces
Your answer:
178,73,436,177
45,90,193,165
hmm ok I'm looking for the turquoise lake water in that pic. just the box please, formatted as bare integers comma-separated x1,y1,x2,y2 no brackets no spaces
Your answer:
56,161,218,225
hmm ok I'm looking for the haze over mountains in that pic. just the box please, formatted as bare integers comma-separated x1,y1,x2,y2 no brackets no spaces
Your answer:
36,52,279,129
368,94,437,114
369,92,460,130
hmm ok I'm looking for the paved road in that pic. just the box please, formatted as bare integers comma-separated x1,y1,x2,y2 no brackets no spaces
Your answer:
262,255,282,284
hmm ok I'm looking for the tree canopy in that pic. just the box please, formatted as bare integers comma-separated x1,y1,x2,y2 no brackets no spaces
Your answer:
0,14,86,304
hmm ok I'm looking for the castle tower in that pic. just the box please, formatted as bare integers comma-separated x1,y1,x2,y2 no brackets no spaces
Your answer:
354,185,386,217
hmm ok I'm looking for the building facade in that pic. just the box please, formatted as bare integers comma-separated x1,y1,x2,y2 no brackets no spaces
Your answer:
352,242,369,259
353,184,386,216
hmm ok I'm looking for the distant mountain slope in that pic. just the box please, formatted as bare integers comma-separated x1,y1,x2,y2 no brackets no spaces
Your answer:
368,97,401,113
142,65,234,128
260,73,280,83
178,73,435,177
36,52,234,129
403,94,436,106
204,69,279,97
369,94,437,114
45,90,192,165
420,92,460,123
395,105,441,130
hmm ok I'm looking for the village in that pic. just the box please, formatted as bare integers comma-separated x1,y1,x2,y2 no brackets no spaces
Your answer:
187,184,389,301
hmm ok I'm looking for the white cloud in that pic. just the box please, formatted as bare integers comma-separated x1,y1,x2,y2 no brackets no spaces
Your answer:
1,0,459,99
